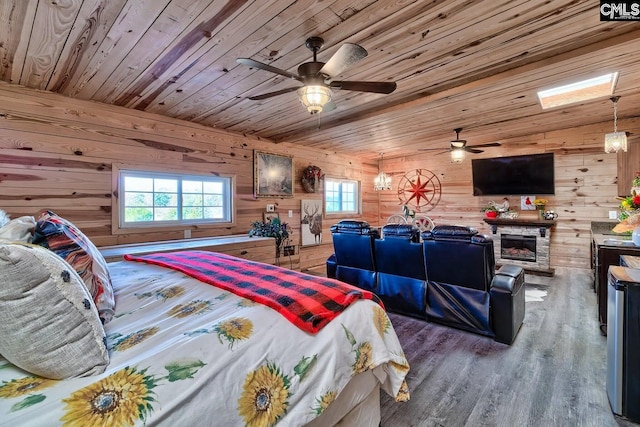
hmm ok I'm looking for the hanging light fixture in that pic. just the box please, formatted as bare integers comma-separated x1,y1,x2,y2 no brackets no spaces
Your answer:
604,95,627,153
374,153,392,191
450,146,466,163
298,85,333,114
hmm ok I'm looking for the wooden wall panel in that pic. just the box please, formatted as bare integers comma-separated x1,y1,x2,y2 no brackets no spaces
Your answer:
379,118,640,269
0,83,375,271
2,82,637,270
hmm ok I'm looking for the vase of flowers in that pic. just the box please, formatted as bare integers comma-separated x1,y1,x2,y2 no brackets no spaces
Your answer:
301,165,324,193
249,218,290,257
533,198,548,219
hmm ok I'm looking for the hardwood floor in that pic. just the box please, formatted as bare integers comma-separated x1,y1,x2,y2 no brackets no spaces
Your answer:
380,267,639,427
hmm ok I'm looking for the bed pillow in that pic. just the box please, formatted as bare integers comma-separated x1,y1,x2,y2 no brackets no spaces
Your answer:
32,210,115,323
0,243,109,379
0,215,36,243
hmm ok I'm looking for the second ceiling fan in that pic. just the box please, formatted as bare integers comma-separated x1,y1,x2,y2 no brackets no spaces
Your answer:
420,128,501,162
237,37,397,114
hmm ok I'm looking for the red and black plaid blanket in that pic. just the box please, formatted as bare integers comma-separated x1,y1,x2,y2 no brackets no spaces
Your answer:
124,250,383,334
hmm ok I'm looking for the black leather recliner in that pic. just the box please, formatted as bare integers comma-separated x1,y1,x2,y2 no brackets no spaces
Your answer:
422,225,525,344
374,224,427,318
327,221,525,344
326,220,380,292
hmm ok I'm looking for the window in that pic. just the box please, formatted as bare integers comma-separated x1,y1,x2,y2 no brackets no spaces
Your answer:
325,178,360,214
118,170,232,228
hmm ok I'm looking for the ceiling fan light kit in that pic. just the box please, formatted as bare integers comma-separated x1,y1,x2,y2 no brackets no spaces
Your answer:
451,148,466,163
237,36,396,114
298,85,332,114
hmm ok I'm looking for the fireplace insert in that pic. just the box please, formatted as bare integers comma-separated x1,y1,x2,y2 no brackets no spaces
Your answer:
501,234,536,262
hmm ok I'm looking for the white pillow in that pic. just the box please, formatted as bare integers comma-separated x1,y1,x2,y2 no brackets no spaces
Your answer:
0,243,109,379
0,215,36,243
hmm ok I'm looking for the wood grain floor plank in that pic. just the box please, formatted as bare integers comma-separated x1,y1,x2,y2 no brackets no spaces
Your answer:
380,267,639,426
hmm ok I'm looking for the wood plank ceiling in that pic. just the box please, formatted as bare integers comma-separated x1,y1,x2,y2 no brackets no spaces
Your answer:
1,0,638,161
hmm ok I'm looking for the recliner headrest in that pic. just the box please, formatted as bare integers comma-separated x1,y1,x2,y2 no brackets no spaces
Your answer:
381,224,420,241
330,220,379,236
422,225,478,241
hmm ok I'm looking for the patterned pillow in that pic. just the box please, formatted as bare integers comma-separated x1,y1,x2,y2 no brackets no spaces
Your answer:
0,243,109,379
32,211,115,323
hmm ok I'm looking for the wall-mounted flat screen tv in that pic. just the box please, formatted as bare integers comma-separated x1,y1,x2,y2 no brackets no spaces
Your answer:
471,153,555,196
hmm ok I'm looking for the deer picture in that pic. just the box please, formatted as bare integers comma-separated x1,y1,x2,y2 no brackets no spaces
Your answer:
302,203,322,244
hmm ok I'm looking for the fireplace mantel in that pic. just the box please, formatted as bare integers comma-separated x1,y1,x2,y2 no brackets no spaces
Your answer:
484,217,556,237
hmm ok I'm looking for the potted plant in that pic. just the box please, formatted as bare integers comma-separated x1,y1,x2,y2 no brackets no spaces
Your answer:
481,202,499,218
249,217,290,257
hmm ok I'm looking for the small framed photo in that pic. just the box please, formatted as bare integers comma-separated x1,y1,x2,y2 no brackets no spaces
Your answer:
254,151,294,198
263,212,280,223
521,196,536,210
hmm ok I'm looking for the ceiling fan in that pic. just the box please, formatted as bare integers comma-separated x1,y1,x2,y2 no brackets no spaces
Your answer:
237,37,397,114
420,128,501,154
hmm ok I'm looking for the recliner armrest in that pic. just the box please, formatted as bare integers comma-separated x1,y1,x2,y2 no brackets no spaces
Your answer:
491,264,525,293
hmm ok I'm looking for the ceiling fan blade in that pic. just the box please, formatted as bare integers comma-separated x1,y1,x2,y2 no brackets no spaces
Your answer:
329,80,397,94
319,43,368,77
237,58,302,81
418,148,450,155
322,99,337,112
467,142,501,149
464,147,484,154
248,86,300,100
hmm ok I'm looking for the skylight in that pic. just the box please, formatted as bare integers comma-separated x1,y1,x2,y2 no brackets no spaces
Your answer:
537,72,618,109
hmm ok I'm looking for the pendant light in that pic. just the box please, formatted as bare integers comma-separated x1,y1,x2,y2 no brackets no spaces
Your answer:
373,153,392,191
604,96,627,153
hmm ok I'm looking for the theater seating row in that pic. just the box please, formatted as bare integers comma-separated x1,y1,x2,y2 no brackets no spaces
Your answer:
326,221,525,344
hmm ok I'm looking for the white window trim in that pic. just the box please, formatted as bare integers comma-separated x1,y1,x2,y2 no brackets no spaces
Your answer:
324,176,361,217
112,164,235,234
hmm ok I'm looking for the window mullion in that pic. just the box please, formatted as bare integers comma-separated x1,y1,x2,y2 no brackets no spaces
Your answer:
177,178,183,221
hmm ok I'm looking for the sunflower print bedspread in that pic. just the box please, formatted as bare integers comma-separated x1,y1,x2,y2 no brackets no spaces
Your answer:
0,260,410,426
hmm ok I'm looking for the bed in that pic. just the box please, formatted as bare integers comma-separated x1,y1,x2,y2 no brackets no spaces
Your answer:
0,248,410,426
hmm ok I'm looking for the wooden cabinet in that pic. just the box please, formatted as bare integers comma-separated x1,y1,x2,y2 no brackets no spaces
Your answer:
594,243,640,333
617,139,640,197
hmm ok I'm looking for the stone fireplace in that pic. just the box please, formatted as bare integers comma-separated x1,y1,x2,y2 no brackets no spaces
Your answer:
484,218,555,275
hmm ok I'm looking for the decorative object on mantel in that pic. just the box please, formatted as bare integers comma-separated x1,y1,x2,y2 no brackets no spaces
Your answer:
301,165,324,193
542,210,558,220
373,153,392,191
248,217,290,257
533,198,548,219
520,196,535,210
604,96,627,154
481,201,499,218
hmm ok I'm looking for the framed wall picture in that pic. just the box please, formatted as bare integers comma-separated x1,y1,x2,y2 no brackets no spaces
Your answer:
301,199,323,246
254,151,294,198
263,212,280,223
